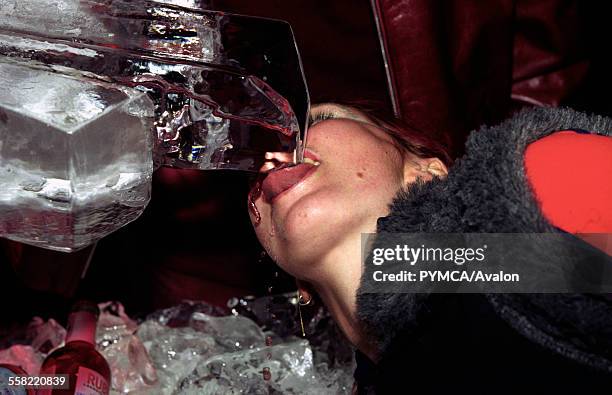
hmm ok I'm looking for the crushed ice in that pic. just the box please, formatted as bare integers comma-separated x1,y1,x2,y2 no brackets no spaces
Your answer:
0,295,355,394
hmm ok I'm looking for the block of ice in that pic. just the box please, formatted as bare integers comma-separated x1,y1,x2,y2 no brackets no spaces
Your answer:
0,60,154,251
0,0,111,40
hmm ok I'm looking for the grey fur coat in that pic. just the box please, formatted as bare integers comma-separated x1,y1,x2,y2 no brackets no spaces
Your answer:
355,107,612,394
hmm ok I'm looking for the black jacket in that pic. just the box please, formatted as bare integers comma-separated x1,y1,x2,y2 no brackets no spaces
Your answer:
355,107,612,394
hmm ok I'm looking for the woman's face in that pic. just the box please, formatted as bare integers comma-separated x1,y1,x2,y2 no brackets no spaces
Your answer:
249,104,409,281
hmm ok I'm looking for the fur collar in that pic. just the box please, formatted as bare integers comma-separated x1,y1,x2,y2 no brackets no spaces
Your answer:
356,107,612,371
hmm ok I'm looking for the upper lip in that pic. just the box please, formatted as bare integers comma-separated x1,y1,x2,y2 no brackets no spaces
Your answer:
302,149,320,163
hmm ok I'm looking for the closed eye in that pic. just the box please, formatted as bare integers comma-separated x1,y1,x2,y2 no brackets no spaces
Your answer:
308,110,337,127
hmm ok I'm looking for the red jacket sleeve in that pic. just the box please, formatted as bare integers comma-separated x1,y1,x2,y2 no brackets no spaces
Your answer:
524,130,612,255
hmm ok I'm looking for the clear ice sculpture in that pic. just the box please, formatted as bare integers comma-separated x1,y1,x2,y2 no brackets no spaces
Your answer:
0,0,310,251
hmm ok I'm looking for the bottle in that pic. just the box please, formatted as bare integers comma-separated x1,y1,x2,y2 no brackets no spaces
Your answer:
39,301,111,395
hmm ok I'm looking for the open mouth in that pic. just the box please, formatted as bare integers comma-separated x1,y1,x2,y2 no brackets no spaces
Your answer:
260,150,320,203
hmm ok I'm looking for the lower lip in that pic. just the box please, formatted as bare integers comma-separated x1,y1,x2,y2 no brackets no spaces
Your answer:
262,164,318,203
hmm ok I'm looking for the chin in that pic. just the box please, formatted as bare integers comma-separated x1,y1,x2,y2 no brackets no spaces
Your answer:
275,196,351,271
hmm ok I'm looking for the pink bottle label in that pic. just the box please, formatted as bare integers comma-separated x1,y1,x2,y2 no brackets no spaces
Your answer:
74,366,109,395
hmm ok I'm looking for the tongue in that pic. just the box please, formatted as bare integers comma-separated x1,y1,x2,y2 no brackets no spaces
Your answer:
263,163,314,202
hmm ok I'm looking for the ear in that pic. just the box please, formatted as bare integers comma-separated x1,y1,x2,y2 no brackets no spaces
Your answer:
423,157,448,177
402,156,448,185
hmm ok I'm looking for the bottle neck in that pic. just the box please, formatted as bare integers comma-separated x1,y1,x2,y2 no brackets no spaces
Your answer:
65,311,97,345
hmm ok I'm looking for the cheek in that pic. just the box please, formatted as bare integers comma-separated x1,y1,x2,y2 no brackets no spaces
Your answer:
340,156,403,204
282,176,391,248
278,188,354,273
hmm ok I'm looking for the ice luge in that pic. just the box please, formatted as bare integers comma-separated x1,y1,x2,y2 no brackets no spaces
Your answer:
0,0,309,251
0,0,309,171
0,60,155,251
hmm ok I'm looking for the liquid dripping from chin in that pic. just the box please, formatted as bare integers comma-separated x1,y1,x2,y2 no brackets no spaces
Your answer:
248,177,262,226
248,162,297,227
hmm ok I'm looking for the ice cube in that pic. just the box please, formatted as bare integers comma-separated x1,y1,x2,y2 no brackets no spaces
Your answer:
137,321,221,394
95,301,158,393
144,300,226,327
101,334,159,393
0,60,154,251
26,317,66,354
189,313,266,352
